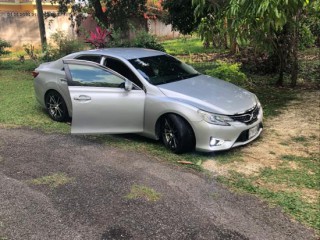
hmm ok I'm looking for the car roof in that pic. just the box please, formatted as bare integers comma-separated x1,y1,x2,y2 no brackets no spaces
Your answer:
43,48,166,71
70,48,166,60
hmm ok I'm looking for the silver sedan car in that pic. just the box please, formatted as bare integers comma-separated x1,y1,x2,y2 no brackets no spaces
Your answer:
33,48,263,153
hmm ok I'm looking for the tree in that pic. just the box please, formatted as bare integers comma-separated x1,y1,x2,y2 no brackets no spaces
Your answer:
36,0,47,52
193,0,315,87
226,0,312,87
54,0,147,32
105,0,147,32
162,0,203,35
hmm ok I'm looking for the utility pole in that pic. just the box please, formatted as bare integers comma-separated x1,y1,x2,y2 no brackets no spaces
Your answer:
36,0,47,52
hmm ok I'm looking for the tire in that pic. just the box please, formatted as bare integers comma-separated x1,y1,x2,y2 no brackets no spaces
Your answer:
45,91,68,122
160,114,195,154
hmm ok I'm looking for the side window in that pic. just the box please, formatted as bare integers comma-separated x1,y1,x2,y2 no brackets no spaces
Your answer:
76,55,101,64
68,64,125,88
105,58,143,89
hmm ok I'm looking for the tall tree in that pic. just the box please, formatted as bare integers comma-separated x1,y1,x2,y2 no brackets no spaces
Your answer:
55,0,146,31
36,0,47,51
105,0,147,31
162,0,203,35
226,0,311,87
193,0,314,87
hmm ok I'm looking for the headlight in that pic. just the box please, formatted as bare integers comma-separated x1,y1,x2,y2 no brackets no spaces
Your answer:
198,110,234,126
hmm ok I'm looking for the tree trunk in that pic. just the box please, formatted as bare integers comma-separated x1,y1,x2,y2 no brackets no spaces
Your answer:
229,34,239,54
36,0,46,52
91,0,108,27
224,17,228,49
290,14,300,88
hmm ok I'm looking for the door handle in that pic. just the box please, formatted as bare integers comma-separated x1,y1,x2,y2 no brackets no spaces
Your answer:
60,78,67,83
74,95,91,101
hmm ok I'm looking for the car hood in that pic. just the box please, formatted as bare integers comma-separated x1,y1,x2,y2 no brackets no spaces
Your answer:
158,75,256,115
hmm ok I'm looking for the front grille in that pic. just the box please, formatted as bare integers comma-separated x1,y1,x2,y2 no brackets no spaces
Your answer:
230,105,260,125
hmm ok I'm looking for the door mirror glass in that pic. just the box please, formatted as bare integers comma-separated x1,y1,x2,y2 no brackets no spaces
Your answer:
125,79,133,91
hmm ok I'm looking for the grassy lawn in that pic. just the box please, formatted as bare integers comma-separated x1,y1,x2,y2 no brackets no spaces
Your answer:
0,41,319,232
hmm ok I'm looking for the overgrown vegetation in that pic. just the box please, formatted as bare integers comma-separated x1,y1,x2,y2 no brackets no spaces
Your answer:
0,39,11,56
109,29,165,52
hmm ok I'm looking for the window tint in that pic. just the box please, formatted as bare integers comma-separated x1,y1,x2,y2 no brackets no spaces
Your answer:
129,55,199,85
105,58,143,89
76,55,101,64
68,64,125,88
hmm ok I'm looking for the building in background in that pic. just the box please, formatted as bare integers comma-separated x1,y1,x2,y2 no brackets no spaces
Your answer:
0,0,178,48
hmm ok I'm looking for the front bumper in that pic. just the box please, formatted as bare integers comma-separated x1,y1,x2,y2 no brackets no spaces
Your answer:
192,110,263,152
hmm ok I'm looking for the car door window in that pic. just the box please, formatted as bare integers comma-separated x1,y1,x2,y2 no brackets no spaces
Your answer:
68,64,125,88
104,58,143,89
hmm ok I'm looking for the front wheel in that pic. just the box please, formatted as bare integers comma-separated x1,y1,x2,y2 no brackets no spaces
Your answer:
161,114,195,154
45,91,68,122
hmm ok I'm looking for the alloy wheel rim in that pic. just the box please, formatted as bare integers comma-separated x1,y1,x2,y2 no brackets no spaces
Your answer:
164,119,178,149
47,95,63,118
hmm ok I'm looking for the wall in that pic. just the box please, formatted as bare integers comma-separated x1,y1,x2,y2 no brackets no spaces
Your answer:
148,19,180,38
0,11,74,47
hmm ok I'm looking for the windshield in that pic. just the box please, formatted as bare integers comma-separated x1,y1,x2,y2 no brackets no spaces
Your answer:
129,55,199,85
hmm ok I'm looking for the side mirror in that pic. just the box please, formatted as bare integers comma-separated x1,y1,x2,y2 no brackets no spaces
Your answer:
124,79,133,91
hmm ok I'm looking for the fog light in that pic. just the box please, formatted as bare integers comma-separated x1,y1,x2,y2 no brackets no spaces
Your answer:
210,137,225,147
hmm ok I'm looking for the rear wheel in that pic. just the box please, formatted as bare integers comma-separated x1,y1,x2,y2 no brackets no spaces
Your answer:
161,114,195,154
45,91,68,122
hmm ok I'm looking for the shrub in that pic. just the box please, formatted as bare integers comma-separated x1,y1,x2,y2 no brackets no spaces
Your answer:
109,30,165,52
48,30,86,60
132,31,165,52
299,24,316,50
205,60,249,87
0,39,11,56
86,27,112,49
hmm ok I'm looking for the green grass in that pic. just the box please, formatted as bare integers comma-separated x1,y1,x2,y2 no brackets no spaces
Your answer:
0,68,70,133
28,172,74,189
125,184,161,202
217,171,320,231
162,37,221,55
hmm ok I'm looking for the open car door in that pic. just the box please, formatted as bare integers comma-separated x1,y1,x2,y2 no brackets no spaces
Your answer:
63,59,145,134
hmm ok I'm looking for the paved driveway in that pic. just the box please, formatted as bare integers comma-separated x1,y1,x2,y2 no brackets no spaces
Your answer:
0,128,316,240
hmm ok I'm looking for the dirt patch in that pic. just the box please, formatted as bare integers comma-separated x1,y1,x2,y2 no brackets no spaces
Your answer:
203,90,320,199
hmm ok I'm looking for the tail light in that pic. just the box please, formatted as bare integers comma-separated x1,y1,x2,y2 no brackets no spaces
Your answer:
32,71,39,78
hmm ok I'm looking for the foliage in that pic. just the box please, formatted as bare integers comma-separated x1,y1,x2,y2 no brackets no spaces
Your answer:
299,24,316,49
23,44,38,62
205,60,249,87
0,60,38,72
44,30,86,60
197,14,226,48
132,31,165,51
86,27,112,48
191,0,318,87
303,0,320,46
110,30,165,51
162,0,202,35
0,39,11,56
105,0,147,31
